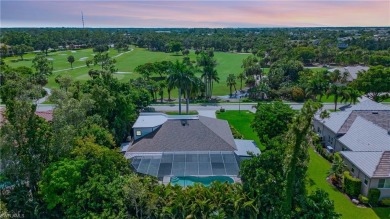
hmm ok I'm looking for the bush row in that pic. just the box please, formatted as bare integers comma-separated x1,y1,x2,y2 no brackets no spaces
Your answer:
314,144,334,162
343,171,361,198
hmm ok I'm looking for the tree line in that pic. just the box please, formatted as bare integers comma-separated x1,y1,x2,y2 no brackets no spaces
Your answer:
0,52,341,218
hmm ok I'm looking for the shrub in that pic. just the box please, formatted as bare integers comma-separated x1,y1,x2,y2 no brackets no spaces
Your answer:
219,108,225,112
230,125,244,139
358,194,369,204
330,175,338,186
343,171,361,198
380,198,390,207
291,87,305,102
368,188,381,206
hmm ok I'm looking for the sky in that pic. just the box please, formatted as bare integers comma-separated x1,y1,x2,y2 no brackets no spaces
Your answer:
1,0,389,28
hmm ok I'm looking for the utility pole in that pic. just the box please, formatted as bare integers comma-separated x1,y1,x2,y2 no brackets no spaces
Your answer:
81,11,85,28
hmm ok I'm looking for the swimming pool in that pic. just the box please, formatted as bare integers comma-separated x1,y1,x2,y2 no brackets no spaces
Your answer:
170,176,234,187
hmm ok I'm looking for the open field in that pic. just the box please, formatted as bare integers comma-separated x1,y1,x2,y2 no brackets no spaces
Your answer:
4,48,329,97
4,47,251,96
217,110,390,219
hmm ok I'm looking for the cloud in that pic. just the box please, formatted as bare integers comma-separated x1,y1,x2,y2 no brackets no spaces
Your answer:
1,1,389,27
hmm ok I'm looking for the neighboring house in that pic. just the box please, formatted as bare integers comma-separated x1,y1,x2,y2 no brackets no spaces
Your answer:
341,151,390,199
313,99,390,151
124,113,260,181
328,66,369,82
0,109,53,126
313,99,390,199
337,43,349,49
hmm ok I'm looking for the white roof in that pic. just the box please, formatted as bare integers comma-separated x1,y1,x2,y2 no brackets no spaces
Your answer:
338,117,390,152
234,139,261,156
347,99,390,111
341,151,383,178
133,113,168,128
133,113,200,128
315,111,351,133
328,66,369,81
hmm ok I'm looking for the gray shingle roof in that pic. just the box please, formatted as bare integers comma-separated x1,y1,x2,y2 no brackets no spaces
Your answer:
339,110,390,134
338,117,390,152
341,151,383,178
128,116,236,153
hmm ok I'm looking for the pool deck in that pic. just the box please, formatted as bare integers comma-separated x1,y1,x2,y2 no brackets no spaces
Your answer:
161,176,241,185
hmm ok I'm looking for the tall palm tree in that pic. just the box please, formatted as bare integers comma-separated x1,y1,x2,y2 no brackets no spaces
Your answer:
226,74,237,97
305,75,328,101
326,84,349,111
167,61,193,114
237,72,246,91
158,81,167,103
198,52,218,99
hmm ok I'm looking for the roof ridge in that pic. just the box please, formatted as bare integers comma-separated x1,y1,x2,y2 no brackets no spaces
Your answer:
198,116,237,150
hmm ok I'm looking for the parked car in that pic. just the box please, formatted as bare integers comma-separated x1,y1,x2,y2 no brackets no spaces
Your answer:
326,145,334,154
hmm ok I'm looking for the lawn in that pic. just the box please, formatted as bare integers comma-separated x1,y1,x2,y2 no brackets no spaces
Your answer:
4,48,325,97
4,47,251,96
216,110,264,151
215,110,390,218
307,148,390,219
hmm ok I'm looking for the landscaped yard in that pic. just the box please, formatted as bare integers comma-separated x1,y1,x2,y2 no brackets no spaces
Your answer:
217,110,390,219
216,110,264,151
307,148,390,219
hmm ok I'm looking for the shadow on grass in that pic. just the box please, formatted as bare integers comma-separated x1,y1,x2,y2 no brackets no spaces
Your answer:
373,207,390,219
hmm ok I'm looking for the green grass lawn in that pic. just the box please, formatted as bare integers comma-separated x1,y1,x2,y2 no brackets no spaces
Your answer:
307,148,390,219
216,110,264,151
4,48,324,97
164,111,198,115
4,47,251,96
215,110,390,218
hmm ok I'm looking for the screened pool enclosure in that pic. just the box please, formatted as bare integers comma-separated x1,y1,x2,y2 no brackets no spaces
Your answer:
131,151,240,179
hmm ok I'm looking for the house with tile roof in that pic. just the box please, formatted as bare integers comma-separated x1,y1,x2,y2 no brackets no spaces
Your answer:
329,66,369,82
313,99,390,199
124,113,260,181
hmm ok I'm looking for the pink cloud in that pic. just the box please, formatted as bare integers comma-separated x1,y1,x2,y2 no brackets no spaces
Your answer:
1,1,389,27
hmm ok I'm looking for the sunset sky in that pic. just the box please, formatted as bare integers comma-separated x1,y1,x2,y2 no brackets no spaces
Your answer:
1,0,389,28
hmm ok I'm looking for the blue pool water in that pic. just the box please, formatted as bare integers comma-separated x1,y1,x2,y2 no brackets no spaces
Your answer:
170,176,234,187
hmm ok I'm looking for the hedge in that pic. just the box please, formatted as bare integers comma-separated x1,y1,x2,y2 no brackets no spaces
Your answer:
358,194,369,204
380,198,390,206
368,188,381,206
343,171,361,198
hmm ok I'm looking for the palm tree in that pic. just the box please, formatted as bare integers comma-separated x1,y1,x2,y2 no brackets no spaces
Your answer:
198,52,218,99
226,74,237,97
329,153,346,186
326,84,349,111
167,60,193,114
328,69,348,84
343,87,361,104
237,72,246,91
305,74,328,101
158,81,167,103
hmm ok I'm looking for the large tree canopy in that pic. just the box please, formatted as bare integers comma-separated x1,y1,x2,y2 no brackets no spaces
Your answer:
251,101,295,145
351,66,390,102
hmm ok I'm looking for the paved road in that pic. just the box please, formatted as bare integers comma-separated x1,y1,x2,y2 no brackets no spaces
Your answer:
150,102,347,112
5,102,389,112
1,102,345,112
